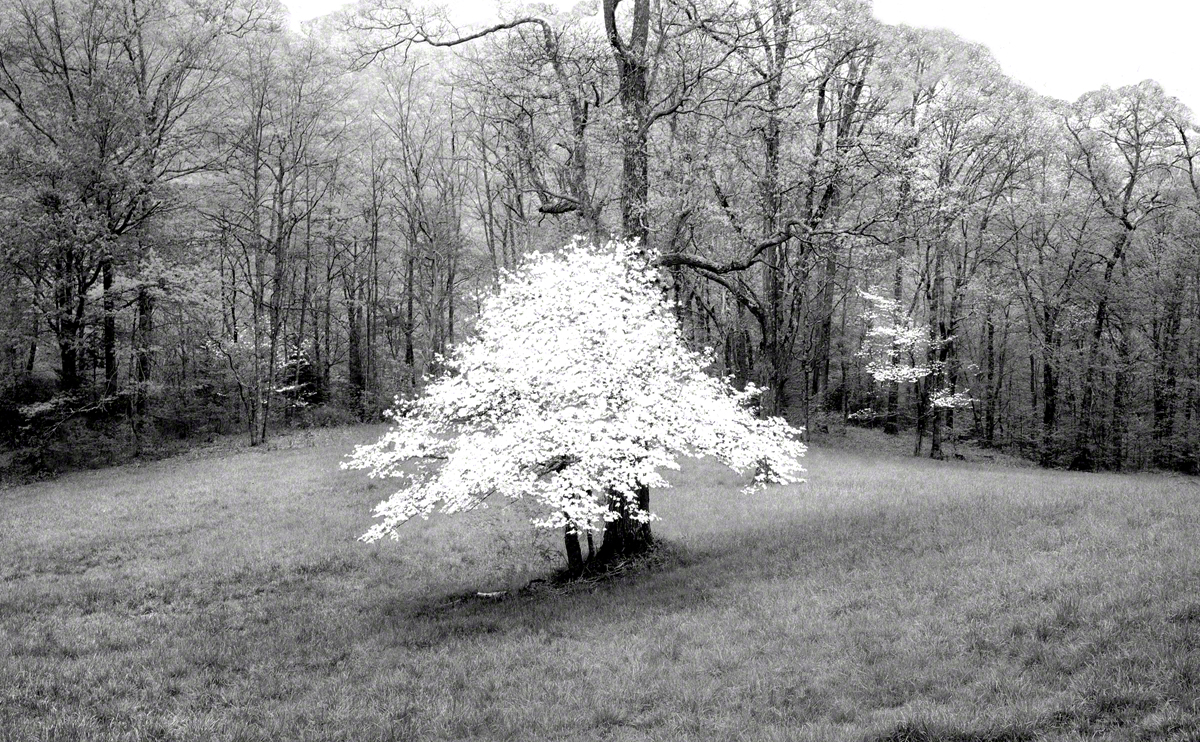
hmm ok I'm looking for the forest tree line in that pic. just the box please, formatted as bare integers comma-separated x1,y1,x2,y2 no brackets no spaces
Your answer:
1,0,1198,474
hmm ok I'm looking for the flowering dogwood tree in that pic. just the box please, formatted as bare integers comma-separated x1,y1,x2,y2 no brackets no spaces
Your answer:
857,289,933,385
343,239,807,573
857,288,974,416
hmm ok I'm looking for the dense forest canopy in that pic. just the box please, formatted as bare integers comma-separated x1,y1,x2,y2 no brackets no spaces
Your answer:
1,0,1198,475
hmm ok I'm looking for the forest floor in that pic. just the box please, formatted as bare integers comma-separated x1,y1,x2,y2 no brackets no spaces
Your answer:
2,426,1199,741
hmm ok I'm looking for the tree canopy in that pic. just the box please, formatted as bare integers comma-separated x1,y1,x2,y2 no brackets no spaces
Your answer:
343,239,807,565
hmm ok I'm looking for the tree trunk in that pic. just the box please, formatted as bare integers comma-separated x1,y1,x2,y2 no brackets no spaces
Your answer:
25,313,38,375
813,247,837,403
1109,328,1130,470
596,482,653,562
135,288,154,418
913,378,925,457
102,259,118,394
927,239,946,460
404,253,416,391
1,272,16,380
984,309,996,446
55,245,85,392
347,300,364,416
58,319,82,392
564,526,584,576
603,0,651,246
618,72,649,246
1041,336,1058,468
885,381,900,435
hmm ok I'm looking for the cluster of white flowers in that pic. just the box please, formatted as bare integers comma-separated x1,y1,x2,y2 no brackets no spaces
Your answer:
343,238,807,543
856,289,977,411
857,288,934,384
929,389,975,409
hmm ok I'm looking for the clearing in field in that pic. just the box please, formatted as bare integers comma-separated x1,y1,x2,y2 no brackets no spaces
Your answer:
1,427,1199,741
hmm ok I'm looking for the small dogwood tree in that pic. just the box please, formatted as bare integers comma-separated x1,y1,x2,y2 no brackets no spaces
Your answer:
857,288,933,385
856,288,975,428
344,239,806,574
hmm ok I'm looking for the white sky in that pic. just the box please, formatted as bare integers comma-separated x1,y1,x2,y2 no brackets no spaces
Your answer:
283,0,1200,114
872,0,1200,113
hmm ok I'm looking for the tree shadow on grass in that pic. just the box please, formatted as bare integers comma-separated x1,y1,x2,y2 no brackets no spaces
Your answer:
370,539,703,649
361,502,938,649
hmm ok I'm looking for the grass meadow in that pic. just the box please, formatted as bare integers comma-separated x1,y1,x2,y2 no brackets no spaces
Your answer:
2,426,1199,741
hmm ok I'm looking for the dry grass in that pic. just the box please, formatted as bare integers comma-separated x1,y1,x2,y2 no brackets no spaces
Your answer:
1,426,1198,741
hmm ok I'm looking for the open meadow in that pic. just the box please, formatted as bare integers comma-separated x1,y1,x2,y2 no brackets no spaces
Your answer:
2,427,1199,741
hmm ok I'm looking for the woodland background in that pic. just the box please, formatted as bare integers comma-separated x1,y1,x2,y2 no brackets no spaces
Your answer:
2,0,1198,475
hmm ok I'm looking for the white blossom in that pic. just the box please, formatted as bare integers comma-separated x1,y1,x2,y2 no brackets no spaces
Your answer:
857,288,935,384
343,238,807,543
929,389,975,409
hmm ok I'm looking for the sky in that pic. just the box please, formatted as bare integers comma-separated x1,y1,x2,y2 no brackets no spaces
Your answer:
872,0,1200,113
282,0,1200,114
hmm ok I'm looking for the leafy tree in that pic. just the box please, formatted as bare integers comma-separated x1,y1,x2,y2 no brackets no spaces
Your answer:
658,0,882,416
207,28,350,444
0,0,263,393
1062,81,1184,470
344,239,806,573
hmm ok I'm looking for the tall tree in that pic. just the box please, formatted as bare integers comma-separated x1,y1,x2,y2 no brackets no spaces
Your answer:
208,28,348,444
0,0,263,393
1063,81,1182,469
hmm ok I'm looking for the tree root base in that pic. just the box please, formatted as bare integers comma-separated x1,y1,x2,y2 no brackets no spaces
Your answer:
543,540,678,589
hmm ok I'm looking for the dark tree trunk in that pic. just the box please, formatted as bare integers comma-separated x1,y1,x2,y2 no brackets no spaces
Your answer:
348,301,364,415
102,259,118,394
25,313,38,375
58,320,81,392
2,274,16,379
1041,342,1058,468
930,402,943,458
813,247,837,402
55,247,84,392
404,253,415,390
135,288,154,417
984,310,996,446
1,336,13,383
1108,329,1130,470
564,526,584,576
757,333,789,417
913,378,925,457
596,482,653,562
1029,353,1037,419
884,382,900,435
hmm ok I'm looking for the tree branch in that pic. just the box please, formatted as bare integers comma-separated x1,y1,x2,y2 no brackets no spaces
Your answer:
351,10,553,67
655,227,799,275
